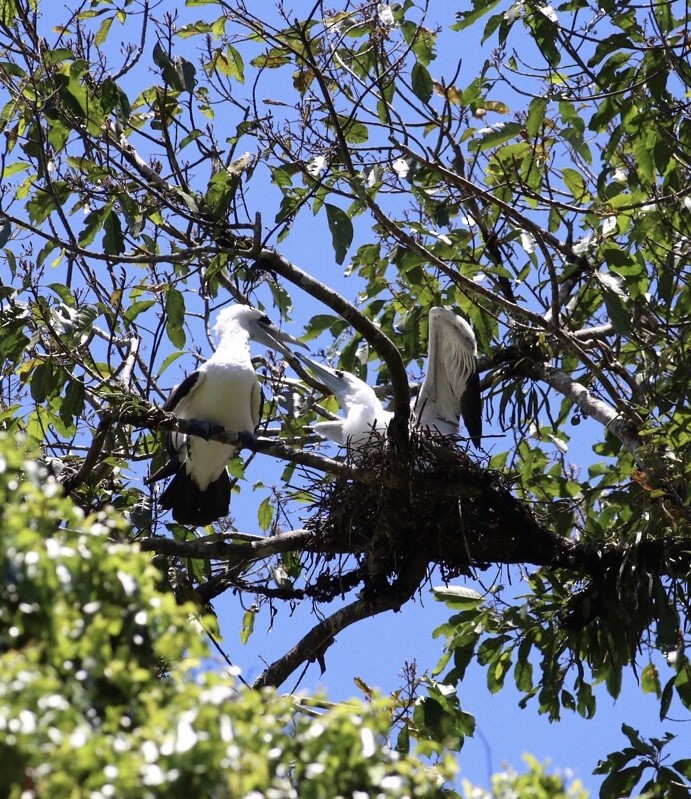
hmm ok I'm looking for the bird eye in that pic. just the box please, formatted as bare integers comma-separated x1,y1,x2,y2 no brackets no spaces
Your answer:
335,369,344,378
259,314,272,325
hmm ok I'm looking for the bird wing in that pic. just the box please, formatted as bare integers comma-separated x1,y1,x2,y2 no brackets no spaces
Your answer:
416,309,482,446
460,361,482,447
160,370,203,463
164,370,202,413
313,420,347,444
251,378,263,430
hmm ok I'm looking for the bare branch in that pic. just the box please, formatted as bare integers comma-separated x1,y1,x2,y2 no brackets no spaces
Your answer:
523,361,644,456
253,590,406,689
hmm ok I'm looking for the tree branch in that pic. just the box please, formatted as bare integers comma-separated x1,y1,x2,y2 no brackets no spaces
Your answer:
115,403,371,482
138,528,315,561
521,361,644,457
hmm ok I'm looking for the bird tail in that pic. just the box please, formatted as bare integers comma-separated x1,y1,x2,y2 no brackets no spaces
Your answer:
159,469,231,526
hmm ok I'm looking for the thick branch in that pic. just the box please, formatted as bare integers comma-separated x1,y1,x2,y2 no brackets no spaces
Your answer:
138,528,315,561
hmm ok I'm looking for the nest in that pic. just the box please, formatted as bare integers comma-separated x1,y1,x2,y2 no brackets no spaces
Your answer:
304,430,524,602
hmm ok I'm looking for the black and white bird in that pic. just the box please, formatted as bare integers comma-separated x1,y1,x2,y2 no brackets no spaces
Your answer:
153,305,305,526
299,307,482,449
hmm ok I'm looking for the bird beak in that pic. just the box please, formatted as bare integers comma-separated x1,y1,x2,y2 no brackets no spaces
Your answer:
296,353,346,393
253,317,309,359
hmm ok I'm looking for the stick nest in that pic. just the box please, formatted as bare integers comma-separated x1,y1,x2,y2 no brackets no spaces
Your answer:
304,430,536,600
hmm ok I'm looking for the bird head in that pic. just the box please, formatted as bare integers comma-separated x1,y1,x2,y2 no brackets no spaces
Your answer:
296,352,379,409
214,305,307,359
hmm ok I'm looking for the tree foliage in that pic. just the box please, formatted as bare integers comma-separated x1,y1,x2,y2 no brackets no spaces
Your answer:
0,0,690,795
0,433,459,798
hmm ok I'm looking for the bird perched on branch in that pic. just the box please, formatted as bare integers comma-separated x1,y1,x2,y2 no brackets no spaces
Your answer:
300,307,482,449
151,305,305,526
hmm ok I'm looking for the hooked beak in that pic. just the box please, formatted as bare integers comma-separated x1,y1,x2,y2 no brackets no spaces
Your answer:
296,352,348,394
252,317,309,359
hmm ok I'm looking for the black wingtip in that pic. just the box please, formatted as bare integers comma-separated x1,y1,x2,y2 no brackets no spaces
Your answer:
461,367,483,449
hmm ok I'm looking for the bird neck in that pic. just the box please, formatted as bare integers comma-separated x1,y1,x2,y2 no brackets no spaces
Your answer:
209,324,252,366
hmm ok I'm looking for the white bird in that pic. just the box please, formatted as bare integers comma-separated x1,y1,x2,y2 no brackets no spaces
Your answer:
152,305,305,526
413,307,482,447
297,353,392,446
300,307,481,449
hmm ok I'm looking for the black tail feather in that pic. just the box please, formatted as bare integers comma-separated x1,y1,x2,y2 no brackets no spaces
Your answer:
159,469,231,526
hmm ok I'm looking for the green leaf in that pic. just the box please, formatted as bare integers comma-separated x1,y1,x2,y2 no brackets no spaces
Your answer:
240,606,256,644
60,380,85,426
452,0,501,31
179,59,197,93
153,40,174,74
95,14,113,46
411,62,433,103
674,661,691,707
621,724,656,756
157,350,186,377
257,496,274,533
221,44,245,82
165,289,186,349
206,168,237,221
432,585,484,607
562,167,588,201
672,759,691,779
599,765,644,799
152,41,194,92
103,211,125,255
641,663,660,696
80,206,109,247
660,676,675,720
525,96,547,139
27,182,71,224
395,724,410,754
30,361,54,403
250,47,291,69
601,289,631,334
471,122,522,151
100,77,131,118
124,300,157,324
325,203,353,265
1,160,29,177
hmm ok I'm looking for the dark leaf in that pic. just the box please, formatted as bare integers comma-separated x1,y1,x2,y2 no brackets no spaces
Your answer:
325,203,353,265
411,62,433,103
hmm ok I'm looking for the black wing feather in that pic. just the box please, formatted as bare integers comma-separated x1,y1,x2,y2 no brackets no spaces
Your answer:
460,363,482,448
163,371,201,412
